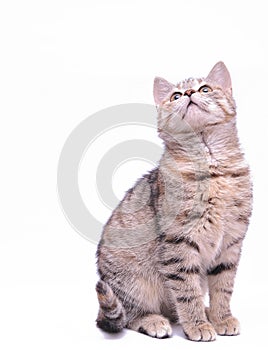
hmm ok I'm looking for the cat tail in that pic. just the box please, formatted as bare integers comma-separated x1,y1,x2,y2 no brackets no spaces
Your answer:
96,280,126,333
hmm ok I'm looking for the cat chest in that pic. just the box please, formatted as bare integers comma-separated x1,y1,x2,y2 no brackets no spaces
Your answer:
186,176,239,262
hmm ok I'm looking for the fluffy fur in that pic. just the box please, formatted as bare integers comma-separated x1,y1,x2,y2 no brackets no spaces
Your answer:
96,62,252,341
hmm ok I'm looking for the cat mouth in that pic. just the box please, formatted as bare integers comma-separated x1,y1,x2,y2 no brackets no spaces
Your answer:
188,100,198,107
182,100,198,119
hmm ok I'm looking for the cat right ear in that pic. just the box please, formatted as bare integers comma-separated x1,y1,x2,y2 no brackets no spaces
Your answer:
153,77,174,105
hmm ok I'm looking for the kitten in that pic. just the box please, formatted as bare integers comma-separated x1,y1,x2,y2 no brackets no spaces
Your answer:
95,62,252,341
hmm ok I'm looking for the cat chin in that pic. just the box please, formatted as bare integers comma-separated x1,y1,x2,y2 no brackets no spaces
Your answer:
183,107,210,130
183,105,228,132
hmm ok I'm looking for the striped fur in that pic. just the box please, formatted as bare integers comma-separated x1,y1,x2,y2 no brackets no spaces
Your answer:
96,62,252,341
96,280,126,332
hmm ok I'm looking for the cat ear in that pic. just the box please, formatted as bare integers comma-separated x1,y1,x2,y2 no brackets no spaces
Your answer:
153,77,174,105
206,61,232,92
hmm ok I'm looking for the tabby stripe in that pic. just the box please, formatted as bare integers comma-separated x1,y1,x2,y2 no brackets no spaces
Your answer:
99,265,120,279
214,287,233,295
160,257,184,265
112,287,140,310
237,215,249,224
207,262,236,276
99,267,116,277
222,289,233,295
177,266,200,274
222,312,232,319
163,236,200,253
177,296,198,303
102,305,122,318
96,280,106,295
214,97,234,117
165,273,185,281
171,286,195,295
116,290,136,303
105,310,124,321
226,237,243,249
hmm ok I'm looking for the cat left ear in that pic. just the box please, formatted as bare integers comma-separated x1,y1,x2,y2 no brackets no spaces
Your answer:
206,61,232,92
153,77,174,105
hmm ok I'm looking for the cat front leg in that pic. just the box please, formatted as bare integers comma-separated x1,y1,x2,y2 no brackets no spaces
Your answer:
207,250,241,336
158,234,216,341
206,199,251,336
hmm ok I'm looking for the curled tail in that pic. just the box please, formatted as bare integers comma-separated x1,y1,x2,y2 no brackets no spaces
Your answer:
96,280,126,333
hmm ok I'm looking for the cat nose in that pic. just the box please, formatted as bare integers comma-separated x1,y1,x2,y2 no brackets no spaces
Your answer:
184,89,195,96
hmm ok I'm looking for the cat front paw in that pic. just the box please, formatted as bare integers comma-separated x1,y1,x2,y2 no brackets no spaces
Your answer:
212,316,240,336
182,321,216,342
205,308,240,335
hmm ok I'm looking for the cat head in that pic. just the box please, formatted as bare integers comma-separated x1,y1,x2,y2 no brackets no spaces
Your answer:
153,62,236,137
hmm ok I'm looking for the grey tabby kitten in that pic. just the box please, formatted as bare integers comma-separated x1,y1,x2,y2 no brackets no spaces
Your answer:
96,62,252,341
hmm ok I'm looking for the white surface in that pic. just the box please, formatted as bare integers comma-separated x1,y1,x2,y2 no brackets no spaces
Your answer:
0,0,268,349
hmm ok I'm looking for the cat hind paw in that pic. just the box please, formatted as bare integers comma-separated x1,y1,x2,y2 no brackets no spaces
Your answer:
129,314,172,339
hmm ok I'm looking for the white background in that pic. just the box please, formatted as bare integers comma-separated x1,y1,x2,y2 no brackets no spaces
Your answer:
0,1,268,349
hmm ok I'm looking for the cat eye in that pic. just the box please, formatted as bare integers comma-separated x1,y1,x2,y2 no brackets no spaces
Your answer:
170,92,182,102
199,85,213,93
